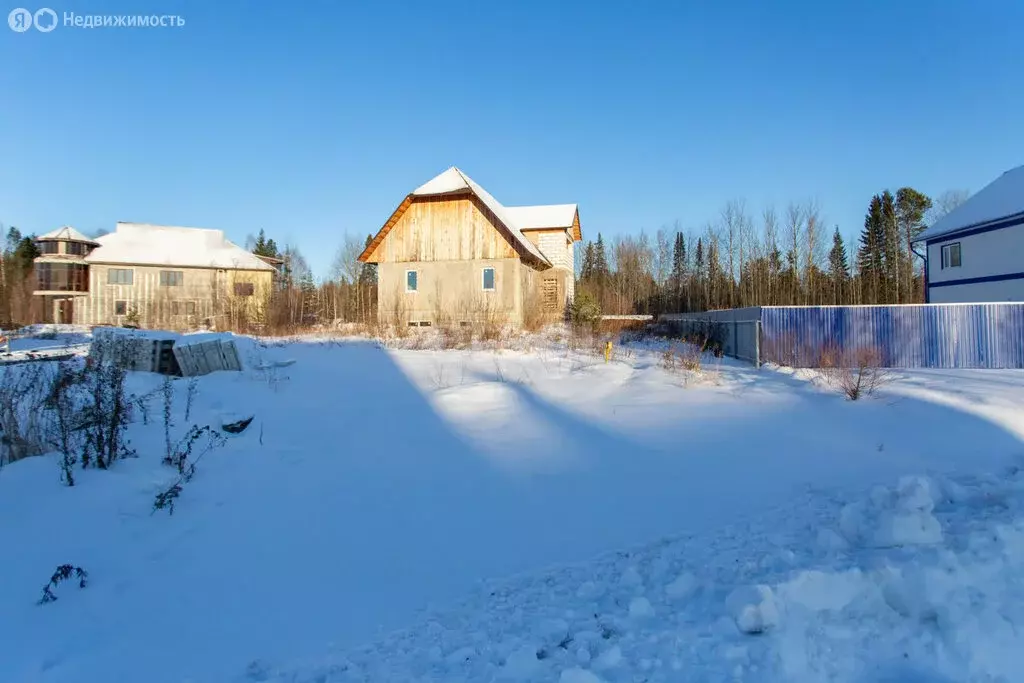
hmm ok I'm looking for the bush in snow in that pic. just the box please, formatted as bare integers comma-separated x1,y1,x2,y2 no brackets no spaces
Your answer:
154,424,225,515
819,345,892,400
38,564,88,604
0,361,55,467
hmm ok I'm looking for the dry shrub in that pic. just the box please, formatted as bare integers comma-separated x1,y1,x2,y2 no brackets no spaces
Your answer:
521,287,547,333
660,342,704,374
820,345,892,400
387,288,411,339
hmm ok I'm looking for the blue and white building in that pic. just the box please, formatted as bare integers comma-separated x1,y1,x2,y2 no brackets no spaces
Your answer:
916,165,1024,303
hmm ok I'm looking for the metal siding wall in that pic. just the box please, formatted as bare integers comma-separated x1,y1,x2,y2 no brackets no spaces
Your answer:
760,304,1024,369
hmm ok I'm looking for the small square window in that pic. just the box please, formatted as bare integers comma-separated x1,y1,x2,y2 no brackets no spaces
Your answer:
406,270,418,292
482,267,495,291
185,301,196,315
941,242,961,269
160,270,184,286
114,300,127,315
233,282,255,296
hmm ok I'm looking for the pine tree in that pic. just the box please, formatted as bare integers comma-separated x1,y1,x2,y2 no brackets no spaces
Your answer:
827,227,849,304
896,187,932,302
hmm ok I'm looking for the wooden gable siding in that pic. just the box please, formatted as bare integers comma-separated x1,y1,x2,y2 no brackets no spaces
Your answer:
369,195,519,264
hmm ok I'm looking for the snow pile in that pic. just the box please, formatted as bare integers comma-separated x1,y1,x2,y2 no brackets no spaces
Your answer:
726,584,779,634
839,475,943,548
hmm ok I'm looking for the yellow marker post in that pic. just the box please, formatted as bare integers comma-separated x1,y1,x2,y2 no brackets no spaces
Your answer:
604,340,612,363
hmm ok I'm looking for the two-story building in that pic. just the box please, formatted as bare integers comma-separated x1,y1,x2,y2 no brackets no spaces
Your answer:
358,166,582,328
916,165,1024,303
34,222,277,329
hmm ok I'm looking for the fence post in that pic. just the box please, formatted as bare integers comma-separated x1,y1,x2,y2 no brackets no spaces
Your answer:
755,320,761,368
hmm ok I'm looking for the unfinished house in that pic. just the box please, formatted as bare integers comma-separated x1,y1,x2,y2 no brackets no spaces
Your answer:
358,167,582,328
33,222,276,329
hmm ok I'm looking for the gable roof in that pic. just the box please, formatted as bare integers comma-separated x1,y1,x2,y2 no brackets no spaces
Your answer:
36,226,98,244
85,222,276,271
360,167,581,265
916,164,1024,242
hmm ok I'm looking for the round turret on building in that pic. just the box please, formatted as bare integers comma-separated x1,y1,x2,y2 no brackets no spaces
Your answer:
33,226,99,323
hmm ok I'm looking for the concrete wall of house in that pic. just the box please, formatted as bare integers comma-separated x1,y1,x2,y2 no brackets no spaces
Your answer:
74,263,273,330
927,224,1024,302
378,258,526,326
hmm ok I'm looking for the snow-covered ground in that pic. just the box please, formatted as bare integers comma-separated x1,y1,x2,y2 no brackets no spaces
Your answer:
1,331,1023,683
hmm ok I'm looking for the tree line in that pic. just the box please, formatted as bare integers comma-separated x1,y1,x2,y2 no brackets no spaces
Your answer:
577,188,968,315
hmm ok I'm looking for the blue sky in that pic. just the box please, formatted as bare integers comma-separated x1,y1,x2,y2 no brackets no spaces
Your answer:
2,0,1022,277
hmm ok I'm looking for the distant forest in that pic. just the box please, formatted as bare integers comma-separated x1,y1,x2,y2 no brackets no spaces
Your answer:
575,188,969,315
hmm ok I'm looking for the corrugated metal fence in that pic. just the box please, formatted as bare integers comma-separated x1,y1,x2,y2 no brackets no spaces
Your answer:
660,304,1024,369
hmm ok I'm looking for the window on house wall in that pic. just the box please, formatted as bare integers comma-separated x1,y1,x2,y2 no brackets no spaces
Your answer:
941,242,962,269
233,282,255,296
114,301,127,315
66,242,90,256
186,301,196,315
108,268,134,285
406,270,418,292
482,267,495,291
38,241,59,254
160,270,184,286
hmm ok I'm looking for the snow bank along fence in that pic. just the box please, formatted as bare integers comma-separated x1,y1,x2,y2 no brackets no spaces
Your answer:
89,328,243,376
663,303,1024,369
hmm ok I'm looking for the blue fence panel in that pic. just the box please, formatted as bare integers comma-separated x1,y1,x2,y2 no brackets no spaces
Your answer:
759,304,1024,369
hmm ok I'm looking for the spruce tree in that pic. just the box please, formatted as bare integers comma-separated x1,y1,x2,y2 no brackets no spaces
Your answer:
593,234,609,279
880,190,900,303
857,195,885,304
252,229,280,258
357,234,377,287
670,232,686,310
580,241,595,281
827,227,849,304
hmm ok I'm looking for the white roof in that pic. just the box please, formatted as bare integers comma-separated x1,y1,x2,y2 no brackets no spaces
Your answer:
37,226,97,243
85,222,275,271
504,204,578,230
916,164,1024,242
411,167,551,265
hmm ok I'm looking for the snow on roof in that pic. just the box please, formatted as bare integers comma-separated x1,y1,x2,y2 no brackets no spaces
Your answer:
85,222,275,271
504,204,578,231
411,167,556,265
37,226,98,244
916,164,1024,242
